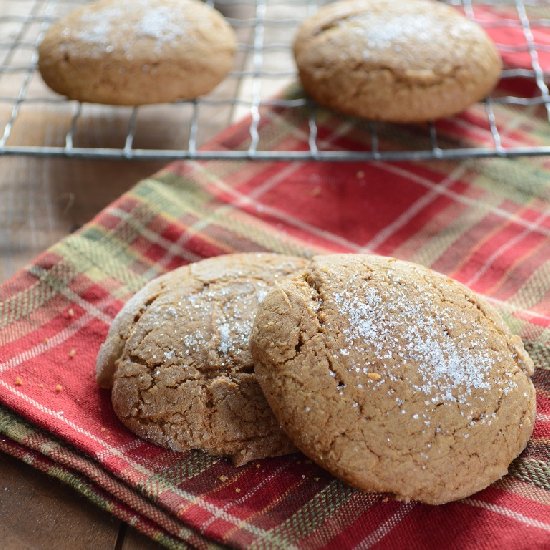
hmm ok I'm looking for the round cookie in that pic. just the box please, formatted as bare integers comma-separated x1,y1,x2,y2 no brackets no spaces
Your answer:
251,254,536,503
38,0,236,105
293,0,502,122
100,253,307,465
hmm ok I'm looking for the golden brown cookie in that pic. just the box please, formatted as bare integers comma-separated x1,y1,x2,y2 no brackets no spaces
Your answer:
293,0,502,122
38,0,236,105
98,253,307,465
251,254,535,503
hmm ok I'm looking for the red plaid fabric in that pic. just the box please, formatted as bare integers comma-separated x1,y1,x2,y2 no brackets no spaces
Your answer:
0,6,549,549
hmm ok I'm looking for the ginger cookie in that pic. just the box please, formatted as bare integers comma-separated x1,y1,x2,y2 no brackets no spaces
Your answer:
293,0,502,122
251,254,535,503
38,0,236,105
97,253,307,465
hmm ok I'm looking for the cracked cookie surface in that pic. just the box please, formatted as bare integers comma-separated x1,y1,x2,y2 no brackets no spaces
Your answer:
38,0,236,105
293,0,502,122
99,253,307,465
251,254,536,503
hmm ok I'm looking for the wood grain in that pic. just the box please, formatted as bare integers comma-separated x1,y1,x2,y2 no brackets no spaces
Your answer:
121,526,165,550
0,453,120,550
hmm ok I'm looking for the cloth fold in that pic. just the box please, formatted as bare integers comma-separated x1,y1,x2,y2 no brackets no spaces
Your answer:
1,6,550,548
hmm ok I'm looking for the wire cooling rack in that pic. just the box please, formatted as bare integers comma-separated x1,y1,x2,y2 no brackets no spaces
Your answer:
0,0,549,162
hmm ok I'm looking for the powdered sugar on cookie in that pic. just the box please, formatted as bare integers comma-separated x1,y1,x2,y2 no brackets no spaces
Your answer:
251,254,535,504
346,13,479,59
71,1,186,55
333,276,499,405
137,6,184,43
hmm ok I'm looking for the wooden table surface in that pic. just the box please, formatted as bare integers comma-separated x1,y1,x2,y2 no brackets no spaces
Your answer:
0,1,298,547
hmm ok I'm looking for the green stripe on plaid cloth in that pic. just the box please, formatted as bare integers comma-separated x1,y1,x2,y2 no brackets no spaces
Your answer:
2,14,550,544
0,405,216,550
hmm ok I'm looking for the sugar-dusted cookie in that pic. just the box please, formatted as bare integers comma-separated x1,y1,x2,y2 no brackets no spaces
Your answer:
97,253,307,465
251,254,535,503
38,0,236,105
293,0,502,122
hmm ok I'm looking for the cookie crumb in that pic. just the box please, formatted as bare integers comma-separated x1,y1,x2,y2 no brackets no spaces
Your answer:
381,496,389,503
14,377,23,386
235,488,241,493
218,475,228,482
55,384,63,393
68,348,76,359
356,170,365,179
68,308,75,318
310,186,322,197
256,463,261,469
367,372,382,380
314,477,320,482
301,474,306,479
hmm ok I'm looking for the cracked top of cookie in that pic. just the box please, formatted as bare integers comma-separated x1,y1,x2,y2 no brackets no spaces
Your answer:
251,254,536,504
97,253,307,465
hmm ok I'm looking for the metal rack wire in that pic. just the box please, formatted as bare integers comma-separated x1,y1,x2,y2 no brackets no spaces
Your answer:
0,0,549,161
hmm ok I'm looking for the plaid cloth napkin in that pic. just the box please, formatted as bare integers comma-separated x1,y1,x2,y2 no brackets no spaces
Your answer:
1,7,550,549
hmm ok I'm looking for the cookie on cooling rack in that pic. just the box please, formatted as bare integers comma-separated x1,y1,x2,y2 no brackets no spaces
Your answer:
251,254,535,504
97,253,308,466
293,0,502,122
38,0,236,105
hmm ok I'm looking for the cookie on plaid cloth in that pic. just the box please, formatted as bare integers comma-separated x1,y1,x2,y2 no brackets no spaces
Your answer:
97,253,307,465
293,0,502,122
38,0,236,105
251,254,536,504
